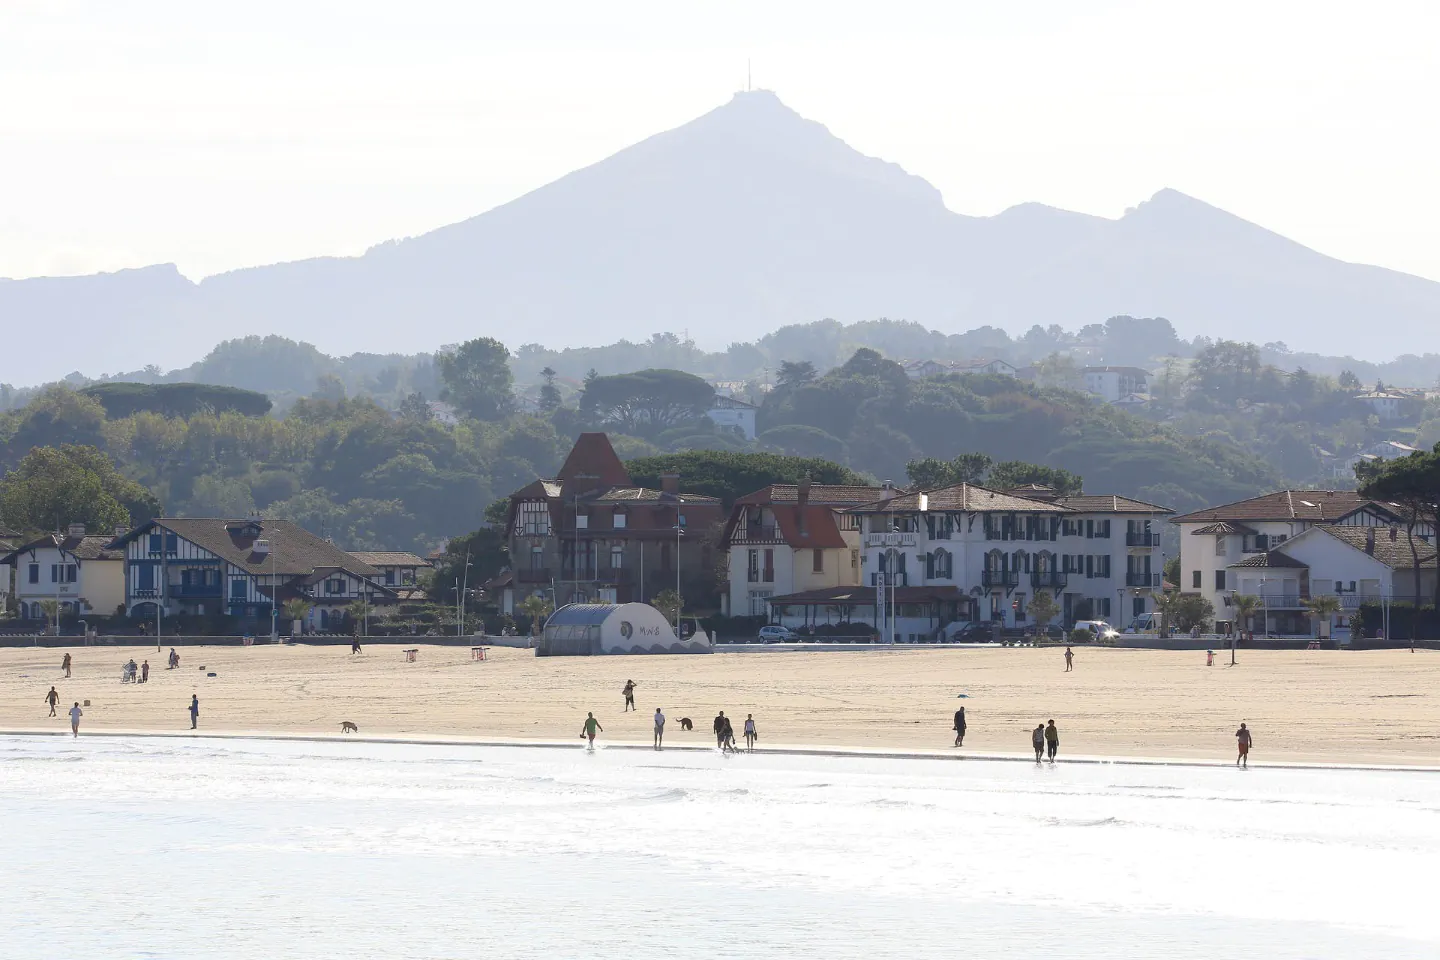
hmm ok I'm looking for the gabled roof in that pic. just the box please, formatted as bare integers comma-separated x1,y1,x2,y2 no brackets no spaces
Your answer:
772,505,848,549
1313,526,1437,569
348,551,430,568
556,432,631,487
2,533,124,564
111,518,378,578
848,482,1068,515
1228,550,1308,569
592,487,719,504
1171,490,1408,525
1054,494,1172,514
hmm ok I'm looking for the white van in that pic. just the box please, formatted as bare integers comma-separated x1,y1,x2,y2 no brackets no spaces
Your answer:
1125,612,1160,634
1072,620,1121,643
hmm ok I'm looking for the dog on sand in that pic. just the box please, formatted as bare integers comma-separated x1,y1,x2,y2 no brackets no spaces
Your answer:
678,717,693,731
340,721,359,734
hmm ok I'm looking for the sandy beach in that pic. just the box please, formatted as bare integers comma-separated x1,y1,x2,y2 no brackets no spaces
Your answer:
2,643,1438,765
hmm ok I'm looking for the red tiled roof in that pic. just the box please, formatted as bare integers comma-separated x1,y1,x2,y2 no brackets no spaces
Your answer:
772,505,848,550
556,432,630,487
1228,551,1307,569
1054,494,1172,514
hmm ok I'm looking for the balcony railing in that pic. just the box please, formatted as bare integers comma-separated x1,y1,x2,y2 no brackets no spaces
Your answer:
741,524,781,541
170,584,223,598
517,568,551,583
1126,532,1160,547
869,573,909,587
1031,570,1067,589
981,570,1021,589
864,532,916,547
1125,572,1162,588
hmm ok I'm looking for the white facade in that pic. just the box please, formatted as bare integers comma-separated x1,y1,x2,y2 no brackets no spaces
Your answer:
956,358,1018,378
846,490,1167,637
1082,367,1151,404
5,533,125,621
1355,392,1406,421
706,395,757,439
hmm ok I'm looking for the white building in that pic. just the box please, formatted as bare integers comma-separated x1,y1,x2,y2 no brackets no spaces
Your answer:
1082,366,1151,404
1354,391,1408,421
706,394,758,439
901,359,949,379
764,483,1169,640
721,480,892,617
1171,490,1433,632
1,524,127,622
953,358,1018,378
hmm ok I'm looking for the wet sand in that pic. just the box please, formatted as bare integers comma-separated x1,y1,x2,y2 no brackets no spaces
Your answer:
2,644,1437,765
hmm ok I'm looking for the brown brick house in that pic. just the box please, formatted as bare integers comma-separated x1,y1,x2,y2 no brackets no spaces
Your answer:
495,433,724,612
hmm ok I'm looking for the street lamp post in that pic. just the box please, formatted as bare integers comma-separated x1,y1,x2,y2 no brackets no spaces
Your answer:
458,550,472,637
672,520,684,636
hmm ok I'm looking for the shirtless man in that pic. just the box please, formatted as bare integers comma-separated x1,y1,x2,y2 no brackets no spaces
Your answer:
653,708,666,750
45,686,60,717
1235,722,1253,768
622,680,637,712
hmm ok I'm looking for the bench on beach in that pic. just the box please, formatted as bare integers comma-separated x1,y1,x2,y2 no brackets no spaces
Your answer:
404,648,419,663
471,646,487,661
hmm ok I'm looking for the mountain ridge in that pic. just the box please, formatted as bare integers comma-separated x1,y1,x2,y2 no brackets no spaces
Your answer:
5,89,1439,381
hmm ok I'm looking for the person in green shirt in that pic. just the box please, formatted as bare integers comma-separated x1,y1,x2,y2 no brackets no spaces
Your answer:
581,712,603,748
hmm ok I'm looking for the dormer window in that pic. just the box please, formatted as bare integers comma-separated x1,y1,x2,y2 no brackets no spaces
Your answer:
612,511,627,529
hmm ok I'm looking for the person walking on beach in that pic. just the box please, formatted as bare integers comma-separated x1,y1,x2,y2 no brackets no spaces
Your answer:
720,715,737,754
45,686,60,717
1064,647,1074,672
713,711,727,749
744,714,758,752
61,652,72,678
1235,722,1253,768
1044,720,1059,762
140,660,150,683
69,702,82,737
1031,724,1045,762
581,712,602,748
351,637,362,655
168,648,179,670
953,706,967,747
189,694,200,730
622,680,637,712
653,708,666,750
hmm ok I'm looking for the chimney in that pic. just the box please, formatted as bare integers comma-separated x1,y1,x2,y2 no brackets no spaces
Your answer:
661,472,680,496
66,522,86,538
797,478,812,510
881,479,896,501
1366,528,1375,555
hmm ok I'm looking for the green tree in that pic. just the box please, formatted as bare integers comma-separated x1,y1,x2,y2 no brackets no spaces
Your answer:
1230,594,1262,663
0,445,159,533
1302,594,1342,638
398,391,432,422
652,588,683,629
538,367,563,413
1171,593,1215,632
437,337,515,421
1026,591,1059,633
906,453,993,489
283,598,313,629
36,598,60,635
625,450,868,506
346,599,375,636
580,369,715,436
518,593,553,635
1338,369,1361,391
986,461,1083,496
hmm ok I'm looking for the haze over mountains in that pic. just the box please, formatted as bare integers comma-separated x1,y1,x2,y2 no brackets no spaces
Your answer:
6,89,1440,384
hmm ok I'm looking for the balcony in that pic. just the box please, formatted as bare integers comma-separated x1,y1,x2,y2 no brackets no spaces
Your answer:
864,532,916,548
170,584,223,599
869,573,909,587
517,568,552,583
1031,570,1067,590
740,524,781,542
1126,532,1160,548
1125,572,1162,588
981,570,1021,589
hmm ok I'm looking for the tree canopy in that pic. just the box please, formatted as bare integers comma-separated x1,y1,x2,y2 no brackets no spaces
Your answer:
80,382,272,419
0,444,160,534
627,450,869,506
580,369,715,437
437,338,514,420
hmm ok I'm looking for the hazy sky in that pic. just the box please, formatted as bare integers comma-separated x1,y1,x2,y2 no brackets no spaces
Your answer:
3,1,1438,283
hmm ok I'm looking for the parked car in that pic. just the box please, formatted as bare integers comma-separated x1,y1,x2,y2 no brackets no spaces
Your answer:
1124,612,1160,634
1072,620,1121,643
757,625,796,643
942,620,1002,643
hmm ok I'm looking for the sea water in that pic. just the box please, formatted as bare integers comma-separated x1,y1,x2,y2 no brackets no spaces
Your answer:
2,736,1436,959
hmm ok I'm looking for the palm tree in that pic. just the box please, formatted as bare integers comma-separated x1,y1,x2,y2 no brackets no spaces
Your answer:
283,599,313,635
518,594,553,636
1302,595,1342,640
1230,594,1262,665
36,598,60,636
1152,590,1182,637
346,599,374,637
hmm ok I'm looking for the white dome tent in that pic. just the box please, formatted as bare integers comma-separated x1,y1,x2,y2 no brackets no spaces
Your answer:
537,602,713,656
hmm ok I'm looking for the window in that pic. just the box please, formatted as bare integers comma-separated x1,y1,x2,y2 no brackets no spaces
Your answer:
138,565,154,590
762,549,774,583
1192,570,1202,589
230,578,247,600
748,590,772,616
1214,570,1227,591
747,549,759,583
327,578,345,595
612,511,626,529
1099,598,1111,617
28,563,39,584
851,549,859,571
1085,555,1093,578
402,570,415,586
149,533,163,553
575,514,589,530
610,544,624,569
165,532,178,554
1215,537,1227,556
385,570,396,586
1133,597,1145,618
812,549,824,574
1098,519,1111,538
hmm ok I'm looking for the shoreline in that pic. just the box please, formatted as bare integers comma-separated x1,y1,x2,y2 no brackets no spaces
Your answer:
5,727,1438,774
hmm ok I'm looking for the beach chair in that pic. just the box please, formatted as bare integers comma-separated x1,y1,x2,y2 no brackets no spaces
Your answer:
471,646,486,661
